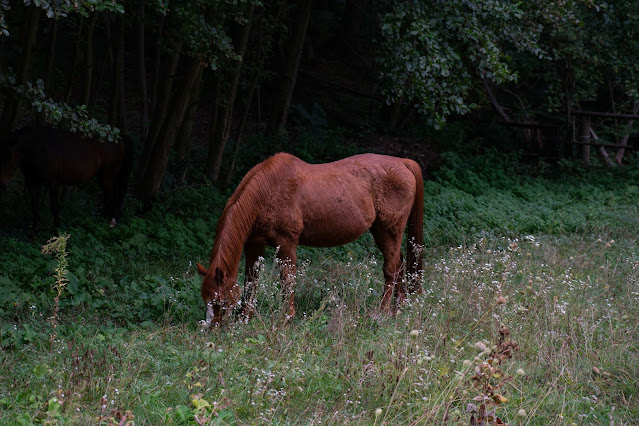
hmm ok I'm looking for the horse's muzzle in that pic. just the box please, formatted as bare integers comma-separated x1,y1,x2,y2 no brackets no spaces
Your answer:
204,302,225,328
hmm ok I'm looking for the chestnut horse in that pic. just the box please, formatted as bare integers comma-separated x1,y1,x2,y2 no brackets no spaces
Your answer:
0,126,133,231
196,152,424,327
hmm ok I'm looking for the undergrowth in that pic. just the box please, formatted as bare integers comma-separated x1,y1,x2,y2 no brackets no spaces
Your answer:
1,147,638,424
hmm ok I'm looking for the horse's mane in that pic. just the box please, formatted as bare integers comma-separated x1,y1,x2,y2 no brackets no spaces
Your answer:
210,153,297,275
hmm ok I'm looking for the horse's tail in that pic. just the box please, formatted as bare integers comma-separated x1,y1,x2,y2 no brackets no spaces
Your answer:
404,159,424,293
114,134,134,220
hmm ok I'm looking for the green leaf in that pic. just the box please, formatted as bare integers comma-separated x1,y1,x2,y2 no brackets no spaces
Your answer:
32,364,48,377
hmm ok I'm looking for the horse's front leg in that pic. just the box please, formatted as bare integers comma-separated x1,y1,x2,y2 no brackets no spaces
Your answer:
277,245,298,321
241,241,265,321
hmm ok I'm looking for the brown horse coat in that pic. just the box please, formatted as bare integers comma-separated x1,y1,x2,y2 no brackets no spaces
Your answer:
197,152,424,326
0,127,132,230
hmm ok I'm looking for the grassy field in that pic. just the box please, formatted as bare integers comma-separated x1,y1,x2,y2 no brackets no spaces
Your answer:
1,149,639,425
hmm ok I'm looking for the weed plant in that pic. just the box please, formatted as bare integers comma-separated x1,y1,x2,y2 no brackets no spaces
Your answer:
1,146,638,424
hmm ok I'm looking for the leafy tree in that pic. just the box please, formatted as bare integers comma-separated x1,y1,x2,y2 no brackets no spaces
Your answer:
509,1,639,162
0,0,124,137
136,0,261,201
376,0,544,128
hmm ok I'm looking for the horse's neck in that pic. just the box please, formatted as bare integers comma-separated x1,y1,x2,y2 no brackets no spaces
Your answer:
210,203,260,278
210,156,291,274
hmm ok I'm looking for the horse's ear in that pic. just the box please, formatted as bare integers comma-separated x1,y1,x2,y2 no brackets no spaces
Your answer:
196,263,208,277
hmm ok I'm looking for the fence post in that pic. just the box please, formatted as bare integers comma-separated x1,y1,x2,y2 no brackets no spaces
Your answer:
579,116,591,167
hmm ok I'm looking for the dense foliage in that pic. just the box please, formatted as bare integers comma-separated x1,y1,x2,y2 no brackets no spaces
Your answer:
378,0,639,125
1,0,638,196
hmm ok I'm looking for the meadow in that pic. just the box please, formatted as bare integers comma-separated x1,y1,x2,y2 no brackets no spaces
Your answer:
1,148,638,425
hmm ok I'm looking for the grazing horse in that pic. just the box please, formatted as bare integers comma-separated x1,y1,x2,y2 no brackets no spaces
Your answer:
196,152,424,327
0,126,133,231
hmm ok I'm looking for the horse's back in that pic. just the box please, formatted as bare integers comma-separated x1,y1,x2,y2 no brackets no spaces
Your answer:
319,153,419,223
14,127,124,184
268,153,420,247
295,153,419,202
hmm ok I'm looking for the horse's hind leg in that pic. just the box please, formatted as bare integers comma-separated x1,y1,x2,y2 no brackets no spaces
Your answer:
370,223,405,312
276,244,298,321
99,170,117,225
241,241,265,321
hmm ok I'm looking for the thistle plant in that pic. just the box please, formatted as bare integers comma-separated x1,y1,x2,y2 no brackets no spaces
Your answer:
41,233,71,350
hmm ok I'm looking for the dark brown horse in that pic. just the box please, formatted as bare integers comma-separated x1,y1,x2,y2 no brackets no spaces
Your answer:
196,153,424,327
0,126,133,231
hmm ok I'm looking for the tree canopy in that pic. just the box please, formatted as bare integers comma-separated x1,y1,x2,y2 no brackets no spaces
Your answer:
0,0,637,200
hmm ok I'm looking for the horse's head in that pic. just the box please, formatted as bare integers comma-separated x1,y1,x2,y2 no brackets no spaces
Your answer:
197,262,241,327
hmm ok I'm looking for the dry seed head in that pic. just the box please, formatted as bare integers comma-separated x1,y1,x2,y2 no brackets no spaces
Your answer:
474,341,488,351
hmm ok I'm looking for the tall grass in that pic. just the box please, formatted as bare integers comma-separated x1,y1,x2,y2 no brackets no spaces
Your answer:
1,148,638,424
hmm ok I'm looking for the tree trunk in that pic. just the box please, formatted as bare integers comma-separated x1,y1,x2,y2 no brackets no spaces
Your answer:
590,128,615,167
90,15,113,110
0,30,4,72
338,0,370,53
482,78,511,122
205,72,222,158
226,76,258,186
267,0,312,134
117,15,127,131
44,18,59,90
82,12,98,107
65,19,84,104
109,14,126,130
174,67,204,184
149,16,164,117
136,0,150,138
136,57,203,202
0,6,41,135
579,116,591,167
204,5,255,183
135,38,183,188
614,101,639,164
